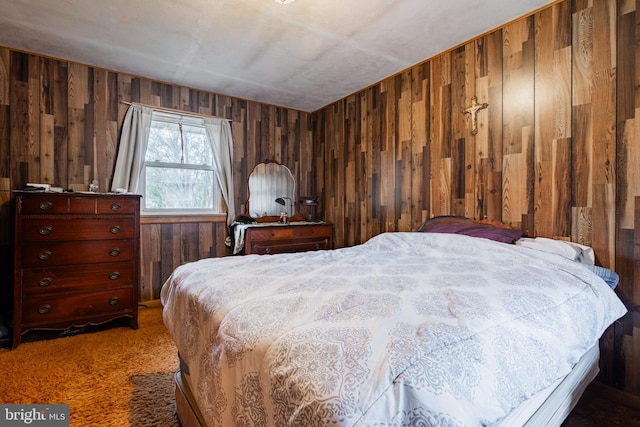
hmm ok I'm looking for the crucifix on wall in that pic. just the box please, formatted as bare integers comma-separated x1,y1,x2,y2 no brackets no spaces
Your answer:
463,96,489,135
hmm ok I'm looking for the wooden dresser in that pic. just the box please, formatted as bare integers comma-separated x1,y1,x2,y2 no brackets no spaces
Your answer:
12,191,141,348
243,223,333,255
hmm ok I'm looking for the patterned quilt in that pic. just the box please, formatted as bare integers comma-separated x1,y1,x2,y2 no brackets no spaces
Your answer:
161,232,627,426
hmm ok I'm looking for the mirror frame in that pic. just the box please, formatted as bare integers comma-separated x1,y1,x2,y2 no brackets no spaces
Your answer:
246,160,298,220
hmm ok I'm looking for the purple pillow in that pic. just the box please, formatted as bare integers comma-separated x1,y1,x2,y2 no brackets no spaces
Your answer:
416,217,523,244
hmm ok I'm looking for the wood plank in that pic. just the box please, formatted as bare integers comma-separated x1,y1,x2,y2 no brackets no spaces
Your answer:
411,63,429,227
139,224,160,302
197,222,213,259
616,228,635,311
429,56,444,217
396,71,411,231
634,196,640,309
470,74,489,218
439,157,451,214
509,19,535,146
0,48,8,106
484,30,503,221
619,114,640,230
39,114,55,185
0,105,8,179
572,6,593,106
93,68,108,190
553,138,572,237
0,178,10,245
0,177,10,314
160,223,175,285
451,46,467,142
51,60,69,188
535,3,572,238
571,206,593,247
181,223,199,263
502,153,524,227
429,55,451,216
591,183,616,268
617,6,635,122
67,107,86,188
10,79,31,187
215,223,228,256
572,104,591,209
624,325,640,394
68,63,88,109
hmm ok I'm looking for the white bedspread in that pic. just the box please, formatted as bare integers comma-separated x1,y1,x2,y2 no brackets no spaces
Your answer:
161,232,627,427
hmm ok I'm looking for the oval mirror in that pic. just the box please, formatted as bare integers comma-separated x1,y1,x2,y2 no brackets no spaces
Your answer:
247,161,295,218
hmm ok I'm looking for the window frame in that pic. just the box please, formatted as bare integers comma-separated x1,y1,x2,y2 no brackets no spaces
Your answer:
140,112,223,216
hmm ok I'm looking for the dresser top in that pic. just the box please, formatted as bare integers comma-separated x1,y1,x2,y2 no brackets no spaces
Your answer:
14,191,141,198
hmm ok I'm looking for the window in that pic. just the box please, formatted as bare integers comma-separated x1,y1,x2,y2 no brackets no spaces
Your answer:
141,111,222,215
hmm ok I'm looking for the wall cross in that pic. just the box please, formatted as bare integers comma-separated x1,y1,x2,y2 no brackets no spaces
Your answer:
463,96,489,135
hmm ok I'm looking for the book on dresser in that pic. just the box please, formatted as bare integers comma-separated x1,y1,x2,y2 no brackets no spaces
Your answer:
11,191,141,349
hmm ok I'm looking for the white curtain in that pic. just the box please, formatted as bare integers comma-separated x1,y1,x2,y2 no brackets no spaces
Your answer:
111,104,153,193
204,117,236,226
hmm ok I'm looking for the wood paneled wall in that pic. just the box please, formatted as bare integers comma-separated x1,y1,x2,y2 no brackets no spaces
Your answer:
0,49,313,303
312,0,640,394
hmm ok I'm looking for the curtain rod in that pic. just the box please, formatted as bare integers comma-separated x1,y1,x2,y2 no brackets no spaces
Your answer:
120,101,232,121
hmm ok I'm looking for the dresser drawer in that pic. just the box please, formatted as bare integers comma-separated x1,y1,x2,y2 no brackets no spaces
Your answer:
97,197,137,214
244,224,333,255
22,287,135,325
21,262,135,296
247,224,332,241
21,218,135,242
248,236,332,255
21,239,135,267
20,195,70,214
19,194,138,215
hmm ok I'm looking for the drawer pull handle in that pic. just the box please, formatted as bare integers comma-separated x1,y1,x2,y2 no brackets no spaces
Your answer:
38,277,53,287
265,248,271,254
109,248,121,257
110,203,122,211
38,304,52,315
110,225,121,234
39,202,53,210
38,250,53,260
109,296,120,306
38,226,53,235
109,271,121,280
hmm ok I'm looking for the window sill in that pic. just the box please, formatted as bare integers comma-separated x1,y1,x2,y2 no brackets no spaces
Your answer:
140,214,227,225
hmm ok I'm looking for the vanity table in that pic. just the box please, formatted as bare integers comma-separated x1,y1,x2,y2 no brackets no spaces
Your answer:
237,160,332,255
237,222,332,255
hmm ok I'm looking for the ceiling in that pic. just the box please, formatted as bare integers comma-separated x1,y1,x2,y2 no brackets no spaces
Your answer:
0,0,554,112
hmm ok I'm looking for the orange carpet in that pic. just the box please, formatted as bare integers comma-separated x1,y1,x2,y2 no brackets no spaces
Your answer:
0,301,180,427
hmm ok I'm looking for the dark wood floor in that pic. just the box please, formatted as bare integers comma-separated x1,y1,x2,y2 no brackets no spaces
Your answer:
563,383,640,426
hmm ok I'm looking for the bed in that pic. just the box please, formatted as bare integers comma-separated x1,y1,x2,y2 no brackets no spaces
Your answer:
161,217,627,426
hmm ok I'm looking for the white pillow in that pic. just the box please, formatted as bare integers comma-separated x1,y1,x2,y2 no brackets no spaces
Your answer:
517,237,595,266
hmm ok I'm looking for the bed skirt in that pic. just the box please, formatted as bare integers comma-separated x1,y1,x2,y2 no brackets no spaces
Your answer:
173,344,600,427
